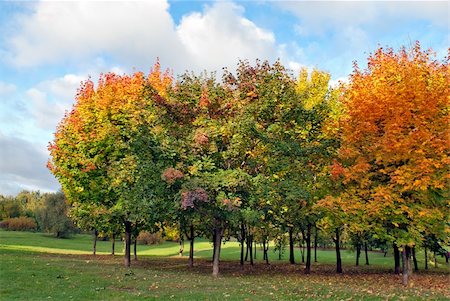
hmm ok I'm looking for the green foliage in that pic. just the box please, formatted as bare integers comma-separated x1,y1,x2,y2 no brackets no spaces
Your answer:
0,196,23,219
35,192,75,238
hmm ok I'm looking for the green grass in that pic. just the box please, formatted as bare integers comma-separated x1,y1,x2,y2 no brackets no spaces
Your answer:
0,230,442,269
0,230,449,300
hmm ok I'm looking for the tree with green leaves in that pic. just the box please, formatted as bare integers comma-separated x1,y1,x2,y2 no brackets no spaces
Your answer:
35,192,75,238
49,68,170,267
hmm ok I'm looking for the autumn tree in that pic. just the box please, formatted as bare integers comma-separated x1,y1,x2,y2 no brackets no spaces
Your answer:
48,68,170,267
339,43,449,285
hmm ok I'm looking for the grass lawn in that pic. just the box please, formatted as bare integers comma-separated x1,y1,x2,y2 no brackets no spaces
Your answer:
0,230,449,300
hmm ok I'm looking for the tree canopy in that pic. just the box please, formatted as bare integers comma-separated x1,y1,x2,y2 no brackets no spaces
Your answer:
47,43,449,282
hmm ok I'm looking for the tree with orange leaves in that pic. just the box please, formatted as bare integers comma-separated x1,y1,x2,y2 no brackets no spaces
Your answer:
48,65,173,267
339,43,449,285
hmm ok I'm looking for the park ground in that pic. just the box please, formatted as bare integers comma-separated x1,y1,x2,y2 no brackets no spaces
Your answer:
0,230,449,300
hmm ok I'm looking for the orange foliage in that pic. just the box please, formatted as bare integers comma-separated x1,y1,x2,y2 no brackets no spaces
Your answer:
340,42,449,192
337,42,449,246
148,58,173,99
199,87,211,108
329,159,345,180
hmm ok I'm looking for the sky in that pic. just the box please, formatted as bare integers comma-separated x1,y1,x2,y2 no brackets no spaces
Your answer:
0,0,448,196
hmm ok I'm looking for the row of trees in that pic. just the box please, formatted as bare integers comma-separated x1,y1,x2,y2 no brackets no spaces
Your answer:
48,43,449,284
0,191,75,237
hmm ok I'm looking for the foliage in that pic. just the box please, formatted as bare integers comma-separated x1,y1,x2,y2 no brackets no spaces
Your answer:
0,216,37,231
43,42,448,279
0,196,23,220
0,191,45,220
48,67,173,265
136,231,163,245
35,192,75,238
339,43,449,247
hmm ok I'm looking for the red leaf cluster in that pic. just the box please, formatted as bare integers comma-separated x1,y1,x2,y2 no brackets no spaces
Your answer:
181,188,209,209
161,168,184,184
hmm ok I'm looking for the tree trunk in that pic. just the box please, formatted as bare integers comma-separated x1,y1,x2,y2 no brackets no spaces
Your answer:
248,234,254,265
402,245,412,286
212,231,217,262
245,235,249,262
364,242,369,265
300,240,305,263
254,240,257,260
393,244,400,274
304,223,311,274
124,221,132,268
133,238,138,261
189,224,194,268
314,229,318,263
263,239,269,264
289,228,295,264
240,222,245,268
334,228,342,274
424,247,428,270
179,236,184,257
356,243,361,266
401,246,407,286
212,227,223,277
433,251,437,268
111,234,115,255
412,246,418,271
92,229,98,256
262,240,266,261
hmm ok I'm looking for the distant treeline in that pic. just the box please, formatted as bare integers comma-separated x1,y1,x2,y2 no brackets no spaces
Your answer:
0,191,76,238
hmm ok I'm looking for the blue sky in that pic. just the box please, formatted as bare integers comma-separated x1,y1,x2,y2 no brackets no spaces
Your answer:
0,0,448,196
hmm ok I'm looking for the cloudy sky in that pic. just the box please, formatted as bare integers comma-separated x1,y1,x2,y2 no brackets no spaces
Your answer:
0,0,448,196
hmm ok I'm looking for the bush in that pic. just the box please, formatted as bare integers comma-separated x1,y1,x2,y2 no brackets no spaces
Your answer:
0,217,37,231
137,231,163,245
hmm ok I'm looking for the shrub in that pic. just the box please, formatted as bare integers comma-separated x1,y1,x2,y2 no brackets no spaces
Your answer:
137,231,163,245
0,216,37,231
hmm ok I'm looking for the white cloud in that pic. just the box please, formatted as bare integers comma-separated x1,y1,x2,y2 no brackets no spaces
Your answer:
4,0,182,69
274,1,448,79
0,82,16,95
26,88,67,130
176,1,277,71
0,132,60,196
44,74,85,100
278,1,448,34
329,76,349,88
3,0,281,74
20,73,84,131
